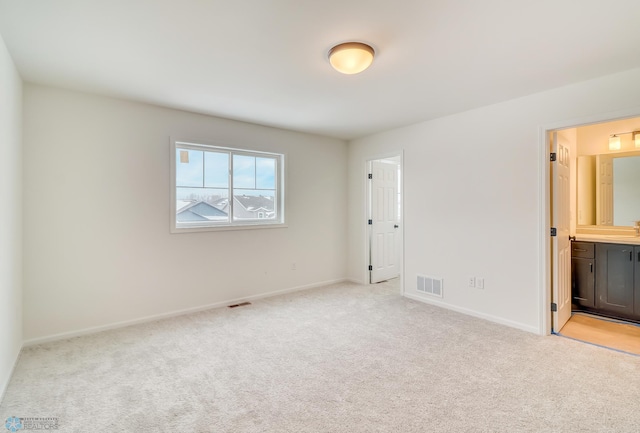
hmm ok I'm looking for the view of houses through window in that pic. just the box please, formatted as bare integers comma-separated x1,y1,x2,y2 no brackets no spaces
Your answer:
174,143,283,229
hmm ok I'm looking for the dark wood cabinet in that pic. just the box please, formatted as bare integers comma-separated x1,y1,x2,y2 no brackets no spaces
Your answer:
635,248,640,316
571,242,595,308
595,243,635,317
572,241,640,322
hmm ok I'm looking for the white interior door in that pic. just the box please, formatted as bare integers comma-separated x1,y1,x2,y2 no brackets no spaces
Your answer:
370,160,400,283
596,154,613,226
552,132,572,332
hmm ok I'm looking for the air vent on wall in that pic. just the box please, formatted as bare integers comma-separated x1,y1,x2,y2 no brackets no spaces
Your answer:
416,275,443,298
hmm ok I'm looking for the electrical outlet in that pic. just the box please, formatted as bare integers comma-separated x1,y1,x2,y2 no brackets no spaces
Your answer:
468,277,475,288
476,277,484,289
291,263,297,271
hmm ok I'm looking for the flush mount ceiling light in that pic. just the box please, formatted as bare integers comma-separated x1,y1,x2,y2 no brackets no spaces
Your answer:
328,42,375,75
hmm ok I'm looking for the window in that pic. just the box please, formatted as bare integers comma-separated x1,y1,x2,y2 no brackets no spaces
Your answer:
171,140,284,232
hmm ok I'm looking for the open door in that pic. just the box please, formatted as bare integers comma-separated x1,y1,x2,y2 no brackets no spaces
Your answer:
551,132,572,332
370,159,400,283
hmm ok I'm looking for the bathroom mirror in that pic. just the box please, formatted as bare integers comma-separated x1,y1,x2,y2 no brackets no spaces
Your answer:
577,153,640,227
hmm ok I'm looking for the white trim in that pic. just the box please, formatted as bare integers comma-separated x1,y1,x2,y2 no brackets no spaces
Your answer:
346,277,364,284
538,105,640,336
404,293,539,335
23,278,348,347
400,151,405,296
0,344,23,405
539,125,552,336
172,222,288,234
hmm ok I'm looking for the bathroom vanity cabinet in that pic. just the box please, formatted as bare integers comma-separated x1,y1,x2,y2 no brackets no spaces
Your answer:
572,240,640,321
571,242,595,308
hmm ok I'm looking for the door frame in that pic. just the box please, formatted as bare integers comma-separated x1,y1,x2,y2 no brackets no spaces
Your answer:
539,107,640,335
365,151,404,292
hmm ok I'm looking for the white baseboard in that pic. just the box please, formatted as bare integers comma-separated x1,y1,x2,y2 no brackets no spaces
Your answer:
0,344,23,406
404,292,539,335
24,278,348,347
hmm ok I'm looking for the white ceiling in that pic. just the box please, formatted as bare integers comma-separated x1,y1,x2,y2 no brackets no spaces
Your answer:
1,0,640,140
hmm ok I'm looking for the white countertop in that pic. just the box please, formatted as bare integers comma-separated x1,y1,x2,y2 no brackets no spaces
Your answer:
575,234,640,245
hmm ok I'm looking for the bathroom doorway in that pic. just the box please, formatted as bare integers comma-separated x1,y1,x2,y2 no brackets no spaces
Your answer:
545,112,640,336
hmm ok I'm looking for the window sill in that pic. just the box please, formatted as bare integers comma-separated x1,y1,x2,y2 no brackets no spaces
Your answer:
170,222,288,234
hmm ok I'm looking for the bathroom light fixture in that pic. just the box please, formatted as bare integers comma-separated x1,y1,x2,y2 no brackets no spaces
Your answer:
608,130,640,150
609,135,621,151
328,42,375,75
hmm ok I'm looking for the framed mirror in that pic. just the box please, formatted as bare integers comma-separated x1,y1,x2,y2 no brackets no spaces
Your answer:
577,152,640,227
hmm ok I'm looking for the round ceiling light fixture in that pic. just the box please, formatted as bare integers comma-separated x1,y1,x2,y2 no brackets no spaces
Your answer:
328,42,375,75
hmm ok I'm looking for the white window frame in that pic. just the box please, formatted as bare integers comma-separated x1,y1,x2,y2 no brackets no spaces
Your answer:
170,139,285,233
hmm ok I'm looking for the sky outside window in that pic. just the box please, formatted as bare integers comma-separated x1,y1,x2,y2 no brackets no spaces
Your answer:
204,151,229,188
233,155,276,194
176,149,204,187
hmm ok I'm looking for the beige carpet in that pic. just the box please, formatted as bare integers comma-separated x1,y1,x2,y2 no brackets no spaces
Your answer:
559,313,640,356
2,280,640,432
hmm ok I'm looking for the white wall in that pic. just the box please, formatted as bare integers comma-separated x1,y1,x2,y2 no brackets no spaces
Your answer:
0,34,22,399
348,68,640,333
23,85,348,342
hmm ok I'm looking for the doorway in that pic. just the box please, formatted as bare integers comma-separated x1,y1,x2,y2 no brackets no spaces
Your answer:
545,111,640,335
367,155,402,285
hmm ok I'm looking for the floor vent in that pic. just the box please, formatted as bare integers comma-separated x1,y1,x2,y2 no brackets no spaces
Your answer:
416,275,443,298
228,302,252,308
